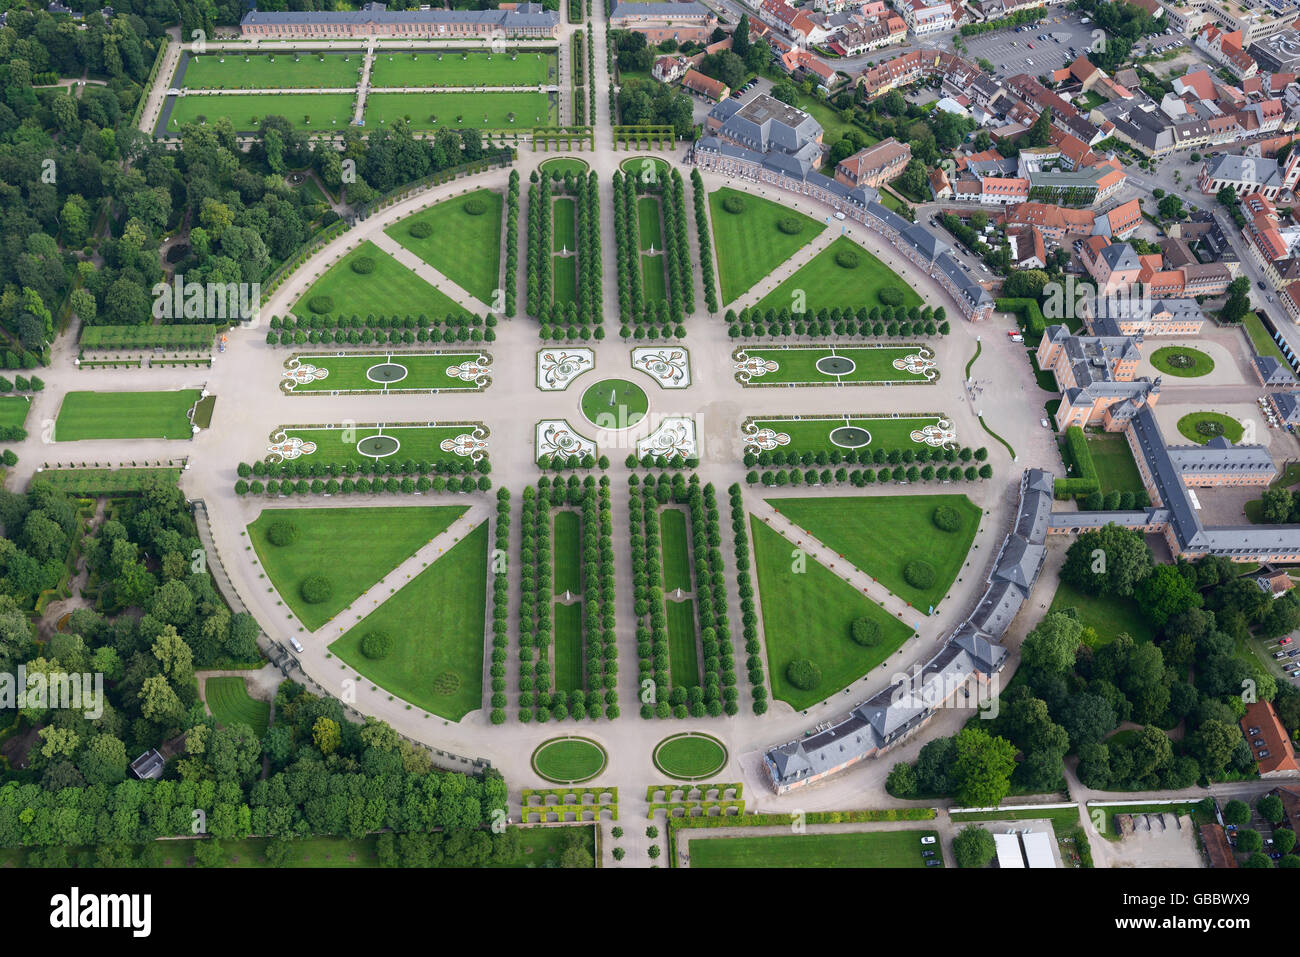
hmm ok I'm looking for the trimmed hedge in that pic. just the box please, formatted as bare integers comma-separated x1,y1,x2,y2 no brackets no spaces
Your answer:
1053,425,1099,498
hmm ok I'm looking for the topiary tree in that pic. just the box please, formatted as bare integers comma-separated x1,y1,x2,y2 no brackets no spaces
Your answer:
850,616,881,646
267,520,300,547
879,287,904,307
351,256,376,274
932,505,961,532
722,194,745,214
361,631,394,659
300,575,334,604
465,197,487,215
834,249,860,269
786,658,822,691
409,220,434,238
308,295,334,314
776,216,803,235
903,559,936,590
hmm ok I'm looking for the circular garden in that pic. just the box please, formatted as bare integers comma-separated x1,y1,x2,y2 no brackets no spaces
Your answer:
531,736,608,784
580,378,648,429
620,155,670,183
1176,411,1244,445
1151,346,1215,378
651,732,728,781
541,157,589,178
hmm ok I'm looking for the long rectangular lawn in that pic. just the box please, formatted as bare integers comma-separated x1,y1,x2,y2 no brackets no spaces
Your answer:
740,346,933,384
55,390,200,441
164,93,356,133
180,52,363,89
751,518,912,709
751,416,944,454
369,48,556,87
364,91,553,129
284,352,487,392
690,829,939,868
330,521,488,719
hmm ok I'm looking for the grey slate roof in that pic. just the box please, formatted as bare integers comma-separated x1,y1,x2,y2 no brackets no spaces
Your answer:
967,578,1027,636
611,1,712,17
694,137,878,207
993,535,1046,590
1271,392,1300,424
1167,438,1277,477
1254,354,1299,386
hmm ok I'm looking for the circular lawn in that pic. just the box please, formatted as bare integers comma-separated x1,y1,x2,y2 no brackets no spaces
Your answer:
1176,411,1244,445
652,732,728,780
540,157,589,177
531,736,608,784
1150,346,1214,378
580,378,648,429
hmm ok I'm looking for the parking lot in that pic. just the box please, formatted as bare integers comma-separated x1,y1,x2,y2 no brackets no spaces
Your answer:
961,12,1100,77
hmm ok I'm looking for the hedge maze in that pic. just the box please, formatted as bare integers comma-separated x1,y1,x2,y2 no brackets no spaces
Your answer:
630,473,738,720
519,477,618,723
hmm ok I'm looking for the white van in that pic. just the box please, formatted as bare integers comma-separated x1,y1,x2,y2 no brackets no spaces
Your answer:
289,637,304,653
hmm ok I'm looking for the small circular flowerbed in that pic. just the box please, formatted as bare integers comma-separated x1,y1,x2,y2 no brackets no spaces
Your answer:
829,426,871,448
1151,346,1214,378
365,362,409,383
815,355,856,376
580,378,648,429
652,732,729,781
357,434,401,458
531,736,608,784
1176,411,1244,445
541,157,590,178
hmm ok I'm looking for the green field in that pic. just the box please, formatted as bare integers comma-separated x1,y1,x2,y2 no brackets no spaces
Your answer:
653,733,727,779
553,197,577,253
4,826,592,869
165,93,356,132
1244,312,1290,365
0,396,31,430
54,390,200,441
754,236,921,313
751,519,912,710
364,91,554,130
553,510,582,596
665,599,700,687
740,346,934,384
204,676,270,739
369,48,556,87
1150,345,1214,377
553,600,585,693
540,158,589,177
637,195,663,250
709,188,826,304
1047,578,1156,645
329,522,488,719
553,255,578,305
769,494,981,613
248,505,466,631
641,253,667,302
1082,432,1146,493
690,828,939,868
580,379,647,429
1176,411,1244,445
659,508,690,593
532,737,607,783
180,52,362,89
285,352,487,392
274,424,478,468
293,241,470,320
750,416,946,454
384,189,503,305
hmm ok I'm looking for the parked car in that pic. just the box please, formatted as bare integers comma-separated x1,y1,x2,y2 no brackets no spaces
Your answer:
921,836,936,845
922,850,936,857
1254,739,1267,747
1259,750,1272,758
1250,726,1262,735
289,637,304,653
1275,651,1288,659
924,859,941,866
1282,637,1294,645
1259,280,1267,289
